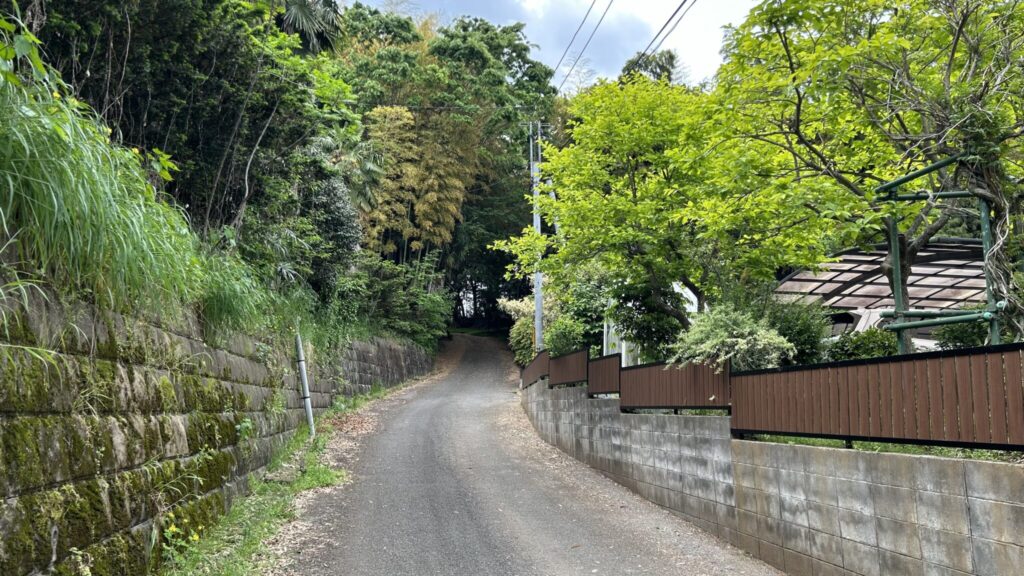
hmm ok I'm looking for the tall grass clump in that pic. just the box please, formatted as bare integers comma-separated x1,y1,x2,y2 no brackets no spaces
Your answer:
0,16,280,337
199,253,270,335
1,16,448,350
0,18,205,317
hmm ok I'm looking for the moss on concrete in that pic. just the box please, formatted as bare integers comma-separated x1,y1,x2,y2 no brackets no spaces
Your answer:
2,417,45,492
157,375,178,413
67,415,99,479
0,305,428,574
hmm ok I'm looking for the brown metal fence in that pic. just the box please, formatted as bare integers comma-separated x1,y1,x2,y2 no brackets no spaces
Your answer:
550,349,588,386
620,362,731,410
521,350,549,388
731,343,1024,448
587,354,621,396
519,339,1024,449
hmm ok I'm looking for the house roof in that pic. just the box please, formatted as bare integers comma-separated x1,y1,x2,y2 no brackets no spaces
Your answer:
775,240,986,311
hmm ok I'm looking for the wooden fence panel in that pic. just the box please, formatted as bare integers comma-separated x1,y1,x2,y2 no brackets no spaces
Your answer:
729,343,1024,448
549,350,588,387
1006,349,1024,445
587,354,621,395
620,362,730,410
988,352,1008,444
520,350,549,388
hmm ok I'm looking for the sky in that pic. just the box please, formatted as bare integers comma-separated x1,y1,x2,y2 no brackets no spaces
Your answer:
363,0,759,90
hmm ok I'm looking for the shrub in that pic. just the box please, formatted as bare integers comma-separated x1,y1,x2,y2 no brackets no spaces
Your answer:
508,316,535,366
352,253,453,351
670,305,795,372
933,304,1013,350
765,300,831,365
827,328,898,361
545,316,587,358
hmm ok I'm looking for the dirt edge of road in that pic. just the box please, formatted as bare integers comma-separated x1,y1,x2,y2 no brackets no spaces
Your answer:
263,337,465,575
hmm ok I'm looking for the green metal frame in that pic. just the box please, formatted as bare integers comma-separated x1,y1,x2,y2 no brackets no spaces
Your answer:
877,156,1003,353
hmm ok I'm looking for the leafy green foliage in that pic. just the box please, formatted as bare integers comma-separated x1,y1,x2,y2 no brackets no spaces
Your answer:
0,17,232,319
496,77,849,354
827,329,898,362
497,276,604,364
336,5,555,324
933,305,1013,350
670,305,795,372
345,254,453,351
545,316,587,358
0,10,453,352
720,0,1024,337
508,316,535,366
275,0,343,52
621,49,684,84
723,286,832,366
765,301,831,366
934,320,990,351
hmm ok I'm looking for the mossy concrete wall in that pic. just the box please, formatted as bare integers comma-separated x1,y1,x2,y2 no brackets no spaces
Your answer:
0,296,430,575
320,337,431,397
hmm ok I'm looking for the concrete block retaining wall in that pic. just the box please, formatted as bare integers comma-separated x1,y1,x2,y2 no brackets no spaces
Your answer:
1,295,430,575
523,382,1024,576
318,337,431,397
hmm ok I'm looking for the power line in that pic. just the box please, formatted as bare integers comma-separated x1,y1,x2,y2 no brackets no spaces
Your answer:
635,0,689,63
632,0,698,73
649,0,698,56
556,0,614,93
552,0,598,76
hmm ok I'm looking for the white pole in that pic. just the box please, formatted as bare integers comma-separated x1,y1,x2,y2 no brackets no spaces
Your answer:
531,121,544,351
295,333,315,437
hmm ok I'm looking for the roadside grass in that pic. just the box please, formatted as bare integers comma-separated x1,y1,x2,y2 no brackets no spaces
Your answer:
752,434,1024,464
163,383,398,576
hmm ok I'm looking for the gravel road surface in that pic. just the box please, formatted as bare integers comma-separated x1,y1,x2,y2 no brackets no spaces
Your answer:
268,335,779,576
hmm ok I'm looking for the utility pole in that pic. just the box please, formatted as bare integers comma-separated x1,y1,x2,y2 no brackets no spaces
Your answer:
530,121,544,351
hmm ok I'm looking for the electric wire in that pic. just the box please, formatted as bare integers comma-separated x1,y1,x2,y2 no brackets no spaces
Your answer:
649,0,698,56
556,0,614,93
632,0,698,73
552,0,598,76
635,0,689,64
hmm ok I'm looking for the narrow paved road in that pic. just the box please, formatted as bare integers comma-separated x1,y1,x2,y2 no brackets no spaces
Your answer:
271,335,778,576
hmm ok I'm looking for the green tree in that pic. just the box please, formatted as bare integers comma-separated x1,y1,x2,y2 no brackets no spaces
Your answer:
33,0,359,229
621,49,685,84
496,77,849,356
336,5,555,325
274,0,342,52
363,105,420,256
718,0,1024,343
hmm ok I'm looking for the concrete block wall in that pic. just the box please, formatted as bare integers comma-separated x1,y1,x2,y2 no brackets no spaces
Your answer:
318,337,431,397
523,381,1024,576
1,294,431,575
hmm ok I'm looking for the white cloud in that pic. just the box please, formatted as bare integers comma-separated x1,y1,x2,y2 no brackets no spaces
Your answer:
368,0,759,86
563,0,755,82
